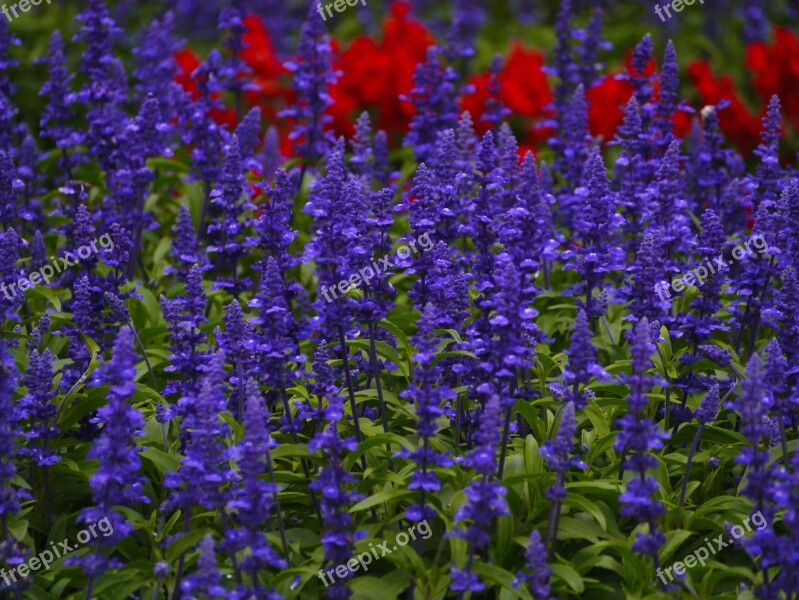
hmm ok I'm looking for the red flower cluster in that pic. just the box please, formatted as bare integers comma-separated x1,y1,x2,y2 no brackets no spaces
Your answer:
687,61,762,154
689,27,799,154
172,9,799,158
329,2,433,140
747,27,799,131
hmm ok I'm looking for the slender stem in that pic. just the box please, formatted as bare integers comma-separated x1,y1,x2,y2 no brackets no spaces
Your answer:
43,466,51,531
84,578,94,600
170,511,190,600
220,510,243,585
679,422,704,506
779,418,791,472
128,318,158,390
279,388,324,525
601,315,615,346
497,381,516,479
455,393,461,455
198,181,211,241
367,321,393,471
265,443,290,563
618,450,627,481
235,360,245,422
337,327,363,444
545,470,564,561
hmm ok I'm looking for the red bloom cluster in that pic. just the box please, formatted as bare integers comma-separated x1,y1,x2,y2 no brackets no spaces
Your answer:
687,61,762,154
461,42,553,151
329,2,433,139
689,27,799,154
173,8,799,158
747,27,799,131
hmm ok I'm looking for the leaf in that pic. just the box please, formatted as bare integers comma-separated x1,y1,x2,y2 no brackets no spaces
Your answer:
350,576,407,600
165,529,213,562
472,561,533,600
345,338,409,378
57,332,100,415
140,448,180,477
551,563,586,594
350,489,416,512
25,284,62,311
562,494,608,531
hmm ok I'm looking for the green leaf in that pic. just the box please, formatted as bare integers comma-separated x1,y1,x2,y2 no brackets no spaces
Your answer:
551,563,586,594
140,448,180,476
165,528,213,563
350,489,416,512
472,561,532,599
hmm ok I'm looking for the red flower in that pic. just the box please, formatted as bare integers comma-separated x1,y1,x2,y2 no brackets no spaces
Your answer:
460,71,492,132
329,1,433,140
746,27,799,131
240,14,291,119
687,61,762,154
173,49,237,128
585,74,633,142
460,42,552,148
500,43,551,118
174,49,202,101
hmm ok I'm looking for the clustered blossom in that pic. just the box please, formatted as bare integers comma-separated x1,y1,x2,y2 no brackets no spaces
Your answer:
1,1,799,598
309,365,364,600
451,394,509,594
18,349,59,467
561,308,609,409
396,304,454,523
615,319,668,558
69,327,148,578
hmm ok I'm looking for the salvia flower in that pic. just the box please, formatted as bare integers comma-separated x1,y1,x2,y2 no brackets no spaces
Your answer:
224,379,287,597
38,31,82,177
562,148,624,318
396,304,454,522
451,394,509,593
69,327,148,577
278,4,338,163
234,106,262,171
480,54,510,129
208,135,255,294
561,308,609,409
0,340,27,589
180,534,227,599
0,149,23,230
514,530,552,598
540,401,584,561
165,352,233,514
309,376,364,599
403,47,459,165
132,11,183,118
18,349,59,467
615,319,667,558
73,0,127,172
731,353,775,517
167,205,206,278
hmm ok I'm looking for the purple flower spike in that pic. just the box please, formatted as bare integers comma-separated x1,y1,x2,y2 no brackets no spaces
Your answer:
69,327,148,577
